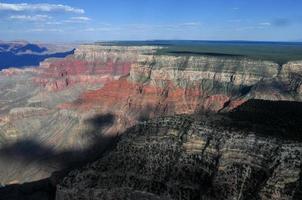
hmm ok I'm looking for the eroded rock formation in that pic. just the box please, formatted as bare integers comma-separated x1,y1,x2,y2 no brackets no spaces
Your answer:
56,101,302,200
0,44,302,200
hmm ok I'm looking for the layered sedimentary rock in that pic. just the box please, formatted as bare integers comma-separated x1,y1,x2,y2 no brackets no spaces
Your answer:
129,54,302,101
0,44,302,196
280,61,302,95
67,49,301,128
56,104,302,200
0,45,160,185
73,45,158,62
31,45,158,92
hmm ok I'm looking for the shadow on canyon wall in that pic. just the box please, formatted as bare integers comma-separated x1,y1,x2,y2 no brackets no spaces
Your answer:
225,99,302,142
0,113,116,168
194,99,302,141
0,100,302,199
0,113,118,200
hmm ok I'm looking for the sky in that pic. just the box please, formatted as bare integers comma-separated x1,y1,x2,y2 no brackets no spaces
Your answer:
0,0,301,42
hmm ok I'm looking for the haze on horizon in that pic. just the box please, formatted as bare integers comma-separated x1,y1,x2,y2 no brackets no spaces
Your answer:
0,0,301,42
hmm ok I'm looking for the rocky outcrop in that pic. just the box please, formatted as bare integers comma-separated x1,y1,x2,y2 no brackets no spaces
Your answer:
129,55,302,102
56,100,302,200
65,49,300,126
29,45,157,92
130,55,279,85
73,45,158,62
24,45,302,106
280,61,302,95
33,56,131,91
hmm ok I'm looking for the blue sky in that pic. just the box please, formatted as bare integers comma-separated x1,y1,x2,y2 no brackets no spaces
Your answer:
0,0,301,42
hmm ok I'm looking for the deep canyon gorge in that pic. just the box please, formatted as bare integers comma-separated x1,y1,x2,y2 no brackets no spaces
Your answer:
0,44,301,200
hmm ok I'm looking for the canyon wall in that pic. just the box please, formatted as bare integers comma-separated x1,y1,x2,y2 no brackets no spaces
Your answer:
66,45,302,128
0,44,301,199
56,111,302,200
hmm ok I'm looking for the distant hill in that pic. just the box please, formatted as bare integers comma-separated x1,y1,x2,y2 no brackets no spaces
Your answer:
0,41,75,69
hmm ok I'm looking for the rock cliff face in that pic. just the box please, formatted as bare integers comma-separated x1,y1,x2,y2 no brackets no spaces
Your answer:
280,61,302,95
56,101,302,200
0,44,302,200
128,54,302,102
66,47,302,126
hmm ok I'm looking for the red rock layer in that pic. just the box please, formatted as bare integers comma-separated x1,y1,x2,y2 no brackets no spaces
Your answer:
33,58,132,91
60,78,246,128
62,79,197,113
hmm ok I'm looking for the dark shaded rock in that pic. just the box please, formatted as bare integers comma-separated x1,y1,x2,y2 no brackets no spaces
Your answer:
56,101,302,200
0,179,55,200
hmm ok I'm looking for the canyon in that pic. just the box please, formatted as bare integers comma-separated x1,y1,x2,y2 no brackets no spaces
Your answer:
0,44,301,199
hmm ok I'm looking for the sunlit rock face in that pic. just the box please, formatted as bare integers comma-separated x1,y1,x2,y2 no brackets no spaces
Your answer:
32,45,149,91
0,44,302,190
67,47,300,127
280,61,302,95
130,55,279,86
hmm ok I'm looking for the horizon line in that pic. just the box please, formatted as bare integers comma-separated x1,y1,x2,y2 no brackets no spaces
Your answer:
1,39,302,44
